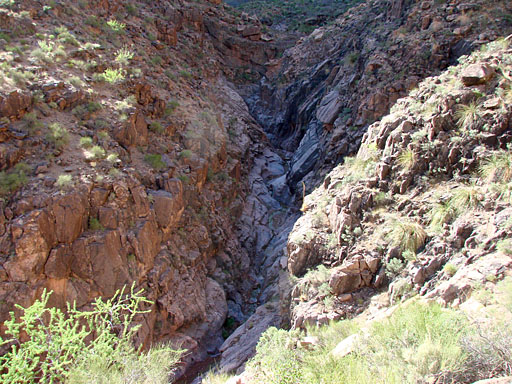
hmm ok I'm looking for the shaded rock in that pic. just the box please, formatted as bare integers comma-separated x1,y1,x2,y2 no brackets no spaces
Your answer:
51,191,88,244
5,210,56,282
220,301,280,373
316,90,343,125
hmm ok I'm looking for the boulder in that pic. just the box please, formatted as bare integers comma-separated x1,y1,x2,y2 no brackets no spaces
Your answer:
331,334,360,358
329,269,362,295
460,64,494,86
316,91,343,125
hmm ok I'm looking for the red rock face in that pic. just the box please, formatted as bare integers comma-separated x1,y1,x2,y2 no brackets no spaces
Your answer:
0,91,33,120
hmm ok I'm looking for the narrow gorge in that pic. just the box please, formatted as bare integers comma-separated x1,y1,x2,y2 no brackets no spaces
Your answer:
1,0,512,383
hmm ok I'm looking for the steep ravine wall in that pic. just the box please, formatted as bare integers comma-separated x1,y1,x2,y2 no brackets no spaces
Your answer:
0,0,298,380
242,0,512,196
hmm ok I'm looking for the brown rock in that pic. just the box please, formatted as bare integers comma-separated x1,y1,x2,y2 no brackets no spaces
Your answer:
0,91,32,119
115,110,148,147
51,192,88,244
329,268,362,295
150,188,184,231
5,210,56,282
44,245,72,279
461,64,495,86
241,25,261,38
98,207,118,229
129,220,160,273
316,91,343,125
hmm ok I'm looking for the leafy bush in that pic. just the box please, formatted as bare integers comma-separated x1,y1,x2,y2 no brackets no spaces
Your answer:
246,327,303,384
443,263,458,277
397,149,416,171
296,265,332,301
55,174,73,189
247,301,469,384
497,239,512,256
115,48,134,66
99,68,125,84
22,112,43,134
89,217,104,231
164,100,179,116
149,121,164,134
107,19,126,32
0,285,183,384
46,123,69,149
449,185,481,212
179,149,192,159
79,136,93,148
144,154,166,170
0,163,31,196
385,258,405,279
429,201,456,231
455,101,483,132
87,145,106,160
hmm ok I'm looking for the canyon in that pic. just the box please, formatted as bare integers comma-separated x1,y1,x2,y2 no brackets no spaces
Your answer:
1,0,512,382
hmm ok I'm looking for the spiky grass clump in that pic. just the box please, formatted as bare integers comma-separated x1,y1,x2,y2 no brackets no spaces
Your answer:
397,149,416,171
479,151,512,183
385,219,427,253
455,102,483,132
429,201,456,231
449,185,481,212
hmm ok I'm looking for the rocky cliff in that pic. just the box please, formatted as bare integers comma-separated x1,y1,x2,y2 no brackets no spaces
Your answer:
0,0,296,377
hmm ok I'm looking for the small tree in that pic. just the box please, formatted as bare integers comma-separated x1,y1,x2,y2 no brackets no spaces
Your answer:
0,284,183,384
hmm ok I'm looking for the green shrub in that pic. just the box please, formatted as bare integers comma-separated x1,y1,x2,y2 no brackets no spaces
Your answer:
149,121,164,134
115,48,134,66
179,149,192,159
151,55,163,66
99,68,125,84
21,112,43,134
0,163,31,196
87,145,106,160
88,217,104,231
385,258,405,279
79,136,93,148
247,301,469,384
429,201,456,231
55,174,73,189
46,123,69,149
106,153,119,163
397,149,416,171
246,327,303,384
0,284,182,384
164,100,179,116
455,102,483,132
449,185,481,212
106,19,126,33
144,154,166,170
443,263,458,277
497,239,512,256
